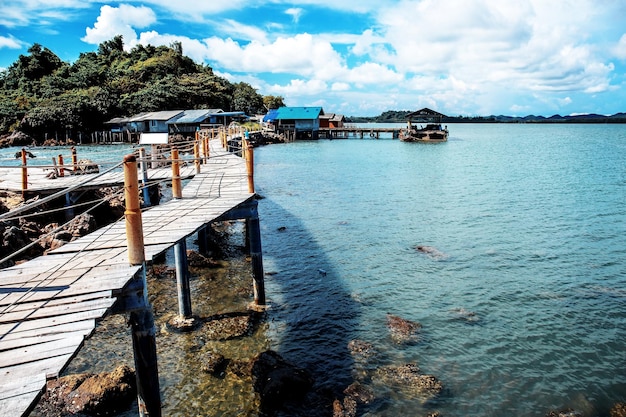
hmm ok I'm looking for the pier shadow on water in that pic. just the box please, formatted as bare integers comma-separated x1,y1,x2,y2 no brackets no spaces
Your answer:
257,196,362,416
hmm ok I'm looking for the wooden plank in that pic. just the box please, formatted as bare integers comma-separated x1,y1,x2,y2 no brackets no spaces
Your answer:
0,353,73,380
0,389,43,417
0,327,95,352
0,290,112,312
0,297,115,324
0,318,95,343
0,334,85,368
0,373,47,401
0,308,108,337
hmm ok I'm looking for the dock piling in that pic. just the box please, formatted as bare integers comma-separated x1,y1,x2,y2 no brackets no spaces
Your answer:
174,239,192,318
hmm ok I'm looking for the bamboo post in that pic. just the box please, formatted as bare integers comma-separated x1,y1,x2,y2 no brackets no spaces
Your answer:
123,154,145,266
243,139,255,193
193,141,200,174
58,154,65,177
20,149,27,198
71,146,77,173
171,148,182,199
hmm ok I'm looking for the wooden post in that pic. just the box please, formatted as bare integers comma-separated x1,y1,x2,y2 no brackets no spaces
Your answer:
197,227,208,255
71,146,77,173
247,201,265,305
174,239,192,318
58,154,65,177
194,141,201,174
171,148,182,199
139,147,151,207
123,154,161,417
123,154,145,266
21,149,27,198
243,139,255,193
129,303,161,417
203,136,209,162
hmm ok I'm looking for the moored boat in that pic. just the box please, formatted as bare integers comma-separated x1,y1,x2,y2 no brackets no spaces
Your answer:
399,108,448,142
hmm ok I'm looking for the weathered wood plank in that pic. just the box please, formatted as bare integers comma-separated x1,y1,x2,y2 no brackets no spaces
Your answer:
0,297,115,324
0,353,73,380
0,308,108,336
0,327,96,352
0,335,85,368
0,318,96,343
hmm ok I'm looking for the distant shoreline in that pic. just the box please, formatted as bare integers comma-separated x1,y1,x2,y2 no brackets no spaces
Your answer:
347,112,626,124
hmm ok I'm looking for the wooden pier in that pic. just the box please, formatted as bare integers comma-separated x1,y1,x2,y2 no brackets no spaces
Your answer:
0,136,262,416
318,126,401,139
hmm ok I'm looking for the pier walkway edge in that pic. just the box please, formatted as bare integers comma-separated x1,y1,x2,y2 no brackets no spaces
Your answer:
0,137,262,416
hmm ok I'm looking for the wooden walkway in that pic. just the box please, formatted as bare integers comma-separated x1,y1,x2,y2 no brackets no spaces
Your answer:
0,159,198,193
0,139,255,416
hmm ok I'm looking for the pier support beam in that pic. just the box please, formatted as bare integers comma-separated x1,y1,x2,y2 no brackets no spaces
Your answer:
197,227,208,255
174,239,192,318
247,212,265,305
123,154,162,417
219,199,265,305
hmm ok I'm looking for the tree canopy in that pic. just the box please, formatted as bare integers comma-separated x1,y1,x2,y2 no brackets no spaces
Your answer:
0,36,284,143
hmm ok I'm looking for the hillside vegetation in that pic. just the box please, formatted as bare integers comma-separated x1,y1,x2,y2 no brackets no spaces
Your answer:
0,36,284,144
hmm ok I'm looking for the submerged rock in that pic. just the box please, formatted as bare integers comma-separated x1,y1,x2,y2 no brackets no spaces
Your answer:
251,350,314,413
386,314,422,344
347,339,377,362
202,313,254,340
36,365,136,416
374,363,443,404
202,351,228,376
611,403,626,417
415,245,449,260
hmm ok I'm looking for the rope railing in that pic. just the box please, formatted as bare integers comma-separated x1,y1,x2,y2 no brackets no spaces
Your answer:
0,129,256,274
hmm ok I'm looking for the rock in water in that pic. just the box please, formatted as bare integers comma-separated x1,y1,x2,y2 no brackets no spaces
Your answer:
251,350,313,413
386,314,422,344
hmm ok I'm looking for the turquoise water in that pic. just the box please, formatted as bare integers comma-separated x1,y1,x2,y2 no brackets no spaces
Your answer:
254,124,626,416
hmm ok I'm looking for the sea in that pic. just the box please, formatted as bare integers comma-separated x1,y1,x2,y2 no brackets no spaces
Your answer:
3,123,625,416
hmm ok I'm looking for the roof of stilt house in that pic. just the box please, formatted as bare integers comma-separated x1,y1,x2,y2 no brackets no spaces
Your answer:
405,108,446,121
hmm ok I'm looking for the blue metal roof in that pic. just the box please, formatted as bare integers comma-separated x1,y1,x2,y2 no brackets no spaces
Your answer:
275,106,324,120
263,109,279,122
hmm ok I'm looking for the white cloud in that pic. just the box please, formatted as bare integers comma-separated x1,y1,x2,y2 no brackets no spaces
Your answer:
285,8,304,23
202,33,344,77
213,19,269,43
614,34,626,60
82,5,157,46
268,78,328,96
0,35,24,49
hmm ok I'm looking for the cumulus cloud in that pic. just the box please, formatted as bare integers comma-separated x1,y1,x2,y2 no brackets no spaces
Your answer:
0,35,24,49
82,5,157,47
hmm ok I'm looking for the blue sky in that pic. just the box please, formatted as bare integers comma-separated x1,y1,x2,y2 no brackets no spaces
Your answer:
1,1,626,117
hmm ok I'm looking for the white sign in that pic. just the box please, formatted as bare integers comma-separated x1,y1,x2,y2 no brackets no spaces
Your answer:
139,132,169,145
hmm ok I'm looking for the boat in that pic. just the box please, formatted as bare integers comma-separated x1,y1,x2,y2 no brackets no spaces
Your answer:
399,108,448,142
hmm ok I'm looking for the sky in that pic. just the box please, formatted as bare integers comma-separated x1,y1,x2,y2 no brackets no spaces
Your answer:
1,1,626,117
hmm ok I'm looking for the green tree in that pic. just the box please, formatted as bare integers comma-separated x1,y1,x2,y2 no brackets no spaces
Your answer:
232,82,264,115
263,95,285,110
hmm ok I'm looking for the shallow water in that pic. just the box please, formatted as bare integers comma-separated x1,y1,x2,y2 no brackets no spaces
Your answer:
255,124,626,416
20,123,626,416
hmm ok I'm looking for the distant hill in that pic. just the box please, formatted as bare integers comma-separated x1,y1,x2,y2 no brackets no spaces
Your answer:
347,112,626,124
